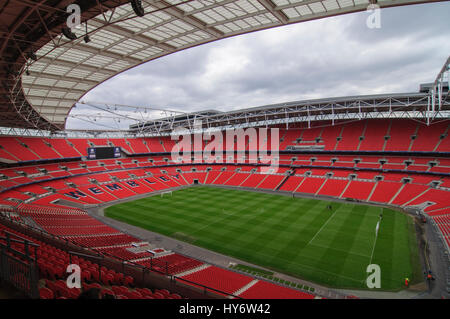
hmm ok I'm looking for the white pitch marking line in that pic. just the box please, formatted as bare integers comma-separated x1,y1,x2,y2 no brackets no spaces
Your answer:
309,242,371,259
307,209,339,246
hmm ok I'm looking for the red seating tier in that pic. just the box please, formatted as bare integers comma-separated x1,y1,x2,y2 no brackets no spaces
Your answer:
180,266,253,295
239,280,315,299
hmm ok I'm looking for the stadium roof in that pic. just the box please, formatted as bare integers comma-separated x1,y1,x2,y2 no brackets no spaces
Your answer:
0,0,448,132
128,91,450,135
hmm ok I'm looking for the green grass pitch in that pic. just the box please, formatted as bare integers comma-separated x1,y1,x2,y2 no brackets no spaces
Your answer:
104,186,422,290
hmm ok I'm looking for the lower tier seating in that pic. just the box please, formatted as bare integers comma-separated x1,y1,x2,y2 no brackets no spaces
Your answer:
1,156,449,299
180,266,255,296
239,280,315,299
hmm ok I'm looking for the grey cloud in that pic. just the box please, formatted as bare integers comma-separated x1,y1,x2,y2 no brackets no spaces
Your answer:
71,2,450,130
347,2,450,44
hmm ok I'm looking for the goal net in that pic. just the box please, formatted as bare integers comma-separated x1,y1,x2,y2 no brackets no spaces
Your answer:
161,191,172,197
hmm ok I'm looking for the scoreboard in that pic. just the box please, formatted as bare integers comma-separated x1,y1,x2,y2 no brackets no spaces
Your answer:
87,147,121,160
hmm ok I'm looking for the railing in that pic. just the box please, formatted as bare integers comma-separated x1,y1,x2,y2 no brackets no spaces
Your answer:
2,158,449,197
0,216,235,299
0,232,40,298
427,215,450,296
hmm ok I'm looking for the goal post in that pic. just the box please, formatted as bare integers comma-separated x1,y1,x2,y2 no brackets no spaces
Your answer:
375,220,380,237
369,213,383,265
161,191,172,197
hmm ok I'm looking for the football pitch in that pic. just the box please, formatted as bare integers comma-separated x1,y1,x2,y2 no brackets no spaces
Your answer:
104,186,422,290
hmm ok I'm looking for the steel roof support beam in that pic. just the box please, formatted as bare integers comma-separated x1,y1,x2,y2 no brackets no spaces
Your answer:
36,56,116,75
22,83,86,94
23,73,98,86
155,0,225,38
256,0,289,24
89,18,177,52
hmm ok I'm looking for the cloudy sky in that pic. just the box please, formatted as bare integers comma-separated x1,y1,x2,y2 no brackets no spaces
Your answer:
68,2,450,130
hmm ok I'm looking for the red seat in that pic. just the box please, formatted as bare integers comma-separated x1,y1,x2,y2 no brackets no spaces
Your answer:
111,286,125,295
118,286,130,294
100,289,115,298
125,290,142,299
53,282,69,298
48,265,64,280
90,269,99,281
38,263,50,278
83,282,101,291
101,273,114,286
124,275,134,286
152,292,165,299
45,279,57,292
113,272,124,284
67,287,81,298
88,266,97,274
81,270,92,282
157,289,170,296
39,287,54,299
136,288,152,297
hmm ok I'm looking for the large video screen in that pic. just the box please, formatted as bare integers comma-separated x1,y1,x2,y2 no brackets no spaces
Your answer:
87,147,121,160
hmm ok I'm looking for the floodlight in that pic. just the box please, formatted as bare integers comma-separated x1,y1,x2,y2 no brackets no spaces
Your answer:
130,0,145,17
62,27,77,40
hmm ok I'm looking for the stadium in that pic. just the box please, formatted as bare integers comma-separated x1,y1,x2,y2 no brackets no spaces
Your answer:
0,0,449,303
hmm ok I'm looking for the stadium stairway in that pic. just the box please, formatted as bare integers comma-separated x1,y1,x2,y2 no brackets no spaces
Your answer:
232,279,259,297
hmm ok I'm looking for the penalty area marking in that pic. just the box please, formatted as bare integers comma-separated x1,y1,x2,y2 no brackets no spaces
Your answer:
190,200,267,235
190,209,242,235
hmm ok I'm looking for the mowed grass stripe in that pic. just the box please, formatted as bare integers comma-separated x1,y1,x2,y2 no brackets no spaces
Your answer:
314,206,372,286
195,196,296,252
105,186,421,290
222,196,330,257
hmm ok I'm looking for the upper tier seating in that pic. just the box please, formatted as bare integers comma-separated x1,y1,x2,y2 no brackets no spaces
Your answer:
0,119,447,163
